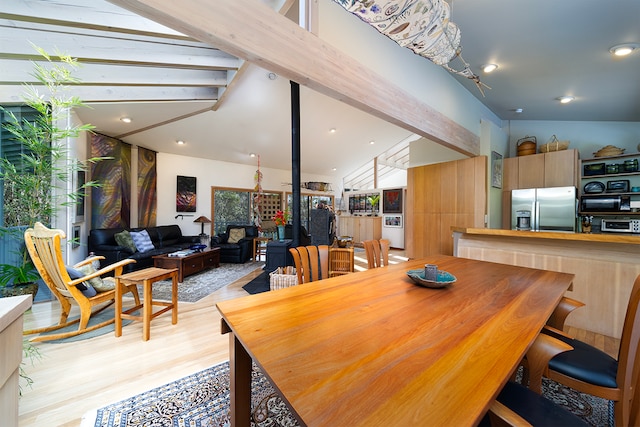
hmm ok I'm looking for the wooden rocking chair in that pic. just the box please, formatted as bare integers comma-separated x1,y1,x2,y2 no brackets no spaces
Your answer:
23,222,140,342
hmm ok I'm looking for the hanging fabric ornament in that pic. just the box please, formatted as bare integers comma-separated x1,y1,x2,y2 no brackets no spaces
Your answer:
253,155,263,231
332,0,489,94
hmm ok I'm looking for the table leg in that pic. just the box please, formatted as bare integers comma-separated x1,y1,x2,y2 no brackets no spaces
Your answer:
171,272,178,325
229,332,252,427
115,278,122,337
143,279,152,341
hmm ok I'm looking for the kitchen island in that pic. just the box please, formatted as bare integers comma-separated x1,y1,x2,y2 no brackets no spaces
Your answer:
452,227,640,338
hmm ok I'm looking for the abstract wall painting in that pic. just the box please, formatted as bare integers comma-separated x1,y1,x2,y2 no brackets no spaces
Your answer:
176,175,196,212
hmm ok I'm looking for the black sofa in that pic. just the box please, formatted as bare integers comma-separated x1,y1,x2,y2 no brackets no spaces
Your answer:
212,224,258,263
88,224,200,273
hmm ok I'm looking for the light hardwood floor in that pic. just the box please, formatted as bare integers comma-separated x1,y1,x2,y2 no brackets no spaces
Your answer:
17,250,619,426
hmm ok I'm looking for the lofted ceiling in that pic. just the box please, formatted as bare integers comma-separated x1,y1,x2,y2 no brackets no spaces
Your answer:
1,0,639,186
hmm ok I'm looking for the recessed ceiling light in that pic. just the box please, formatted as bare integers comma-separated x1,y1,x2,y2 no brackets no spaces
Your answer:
332,167,337,171
120,117,132,123
329,128,336,133
176,140,185,145
369,140,375,145
558,96,575,104
250,153,256,158
514,108,523,114
267,72,277,80
481,63,498,73
609,43,638,56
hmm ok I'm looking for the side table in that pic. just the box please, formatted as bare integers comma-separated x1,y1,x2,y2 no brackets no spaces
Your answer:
253,236,271,261
115,267,178,341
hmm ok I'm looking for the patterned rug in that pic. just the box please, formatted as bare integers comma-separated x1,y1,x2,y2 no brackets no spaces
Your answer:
84,361,299,427
148,262,264,303
84,361,610,427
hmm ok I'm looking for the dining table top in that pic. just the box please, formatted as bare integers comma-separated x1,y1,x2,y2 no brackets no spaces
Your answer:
216,254,574,426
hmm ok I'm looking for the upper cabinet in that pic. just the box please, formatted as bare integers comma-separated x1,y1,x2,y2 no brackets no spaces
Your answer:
503,149,579,190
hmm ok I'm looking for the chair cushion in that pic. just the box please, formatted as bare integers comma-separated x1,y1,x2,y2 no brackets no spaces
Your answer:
495,381,589,426
114,230,138,253
228,228,246,244
546,329,618,388
73,264,115,293
130,230,155,253
65,266,97,297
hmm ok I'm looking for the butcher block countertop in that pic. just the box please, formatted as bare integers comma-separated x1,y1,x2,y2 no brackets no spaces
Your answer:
452,227,640,245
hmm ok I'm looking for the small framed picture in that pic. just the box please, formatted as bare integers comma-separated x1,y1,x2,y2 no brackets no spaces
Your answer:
491,151,503,189
384,215,403,228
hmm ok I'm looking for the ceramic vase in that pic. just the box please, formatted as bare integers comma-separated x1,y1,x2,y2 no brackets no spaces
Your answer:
277,225,285,242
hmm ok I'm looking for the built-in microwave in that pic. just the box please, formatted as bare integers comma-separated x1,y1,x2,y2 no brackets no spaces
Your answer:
601,219,640,233
581,195,630,212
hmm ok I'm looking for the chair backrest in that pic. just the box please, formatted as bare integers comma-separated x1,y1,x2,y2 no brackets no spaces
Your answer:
24,222,82,301
363,239,390,268
329,247,354,277
614,274,640,426
289,245,329,284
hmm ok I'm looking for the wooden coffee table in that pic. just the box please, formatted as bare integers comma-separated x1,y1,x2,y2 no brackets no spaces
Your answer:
153,247,220,282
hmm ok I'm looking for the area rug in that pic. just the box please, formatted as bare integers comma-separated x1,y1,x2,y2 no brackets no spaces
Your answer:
149,262,264,303
242,271,270,295
36,307,133,344
83,360,609,427
84,361,299,427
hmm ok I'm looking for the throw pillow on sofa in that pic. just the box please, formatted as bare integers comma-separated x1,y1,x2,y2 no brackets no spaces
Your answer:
227,228,246,244
114,230,138,253
130,229,155,253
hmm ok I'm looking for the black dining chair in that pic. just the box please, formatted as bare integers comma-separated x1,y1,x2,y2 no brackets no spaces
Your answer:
543,274,640,427
482,334,590,427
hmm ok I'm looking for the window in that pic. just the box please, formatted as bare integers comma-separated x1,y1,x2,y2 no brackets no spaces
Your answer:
212,187,284,236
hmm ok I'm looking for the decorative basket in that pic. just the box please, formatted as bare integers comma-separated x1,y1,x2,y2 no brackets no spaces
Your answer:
269,266,298,290
517,136,537,156
539,135,570,153
594,145,625,158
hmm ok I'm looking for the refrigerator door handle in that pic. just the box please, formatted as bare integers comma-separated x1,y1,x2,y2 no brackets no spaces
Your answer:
534,201,540,231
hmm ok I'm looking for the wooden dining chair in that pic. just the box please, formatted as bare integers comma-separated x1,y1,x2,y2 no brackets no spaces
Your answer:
329,247,354,277
484,333,589,427
363,239,390,268
23,222,140,342
289,245,329,284
544,274,640,427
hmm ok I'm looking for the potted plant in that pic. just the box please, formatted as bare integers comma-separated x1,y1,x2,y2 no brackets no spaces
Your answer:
0,46,97,297
368,194,380,215
0,244,40,298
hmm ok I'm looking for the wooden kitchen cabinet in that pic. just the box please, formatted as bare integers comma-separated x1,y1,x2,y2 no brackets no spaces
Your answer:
504,149,578,190
337,216,381,246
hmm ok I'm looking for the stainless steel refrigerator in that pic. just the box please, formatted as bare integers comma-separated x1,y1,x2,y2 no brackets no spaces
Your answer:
511,186,577,232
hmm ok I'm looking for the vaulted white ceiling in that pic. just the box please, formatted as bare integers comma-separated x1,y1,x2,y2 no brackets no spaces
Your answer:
2,0,639,185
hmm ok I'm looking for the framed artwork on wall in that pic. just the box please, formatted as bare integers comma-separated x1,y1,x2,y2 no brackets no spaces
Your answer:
384,215,403,228
491,151,503,189
383,189,403,213
176,175,197,212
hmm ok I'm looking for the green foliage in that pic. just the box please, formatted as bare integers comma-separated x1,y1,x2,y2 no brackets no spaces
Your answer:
20,338,42,396
368,194,380,208
0,46,102,288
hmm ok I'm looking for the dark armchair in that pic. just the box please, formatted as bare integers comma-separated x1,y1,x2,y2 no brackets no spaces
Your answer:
212,225,258,263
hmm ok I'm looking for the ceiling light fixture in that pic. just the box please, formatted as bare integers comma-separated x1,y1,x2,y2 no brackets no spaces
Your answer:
609,43,638,56
332,167,337,171
267,72,277,80
514,108,523,114
176,140,185,145
120,117,132,123
369,140,375,145
329,128,336,133
481,63,498,73
558,96,575,104
250,153,256,158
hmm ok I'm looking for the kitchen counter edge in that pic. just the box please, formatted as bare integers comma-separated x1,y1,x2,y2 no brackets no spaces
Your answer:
451,227,640,245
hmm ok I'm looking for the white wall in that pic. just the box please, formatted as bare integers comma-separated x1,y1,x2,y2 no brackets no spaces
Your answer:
155,152,335,236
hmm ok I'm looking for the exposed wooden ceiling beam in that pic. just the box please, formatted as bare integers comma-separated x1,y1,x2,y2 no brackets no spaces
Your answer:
106,0,480,156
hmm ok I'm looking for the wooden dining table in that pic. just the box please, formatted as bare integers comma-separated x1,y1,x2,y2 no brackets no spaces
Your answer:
216,254,574,426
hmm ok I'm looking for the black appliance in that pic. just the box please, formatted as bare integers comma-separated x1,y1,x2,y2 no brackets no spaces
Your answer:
580,195,630,212
607,179,630,193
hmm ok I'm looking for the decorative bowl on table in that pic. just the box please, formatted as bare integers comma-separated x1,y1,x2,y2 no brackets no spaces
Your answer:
406,269,456,288
190,244,207,252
